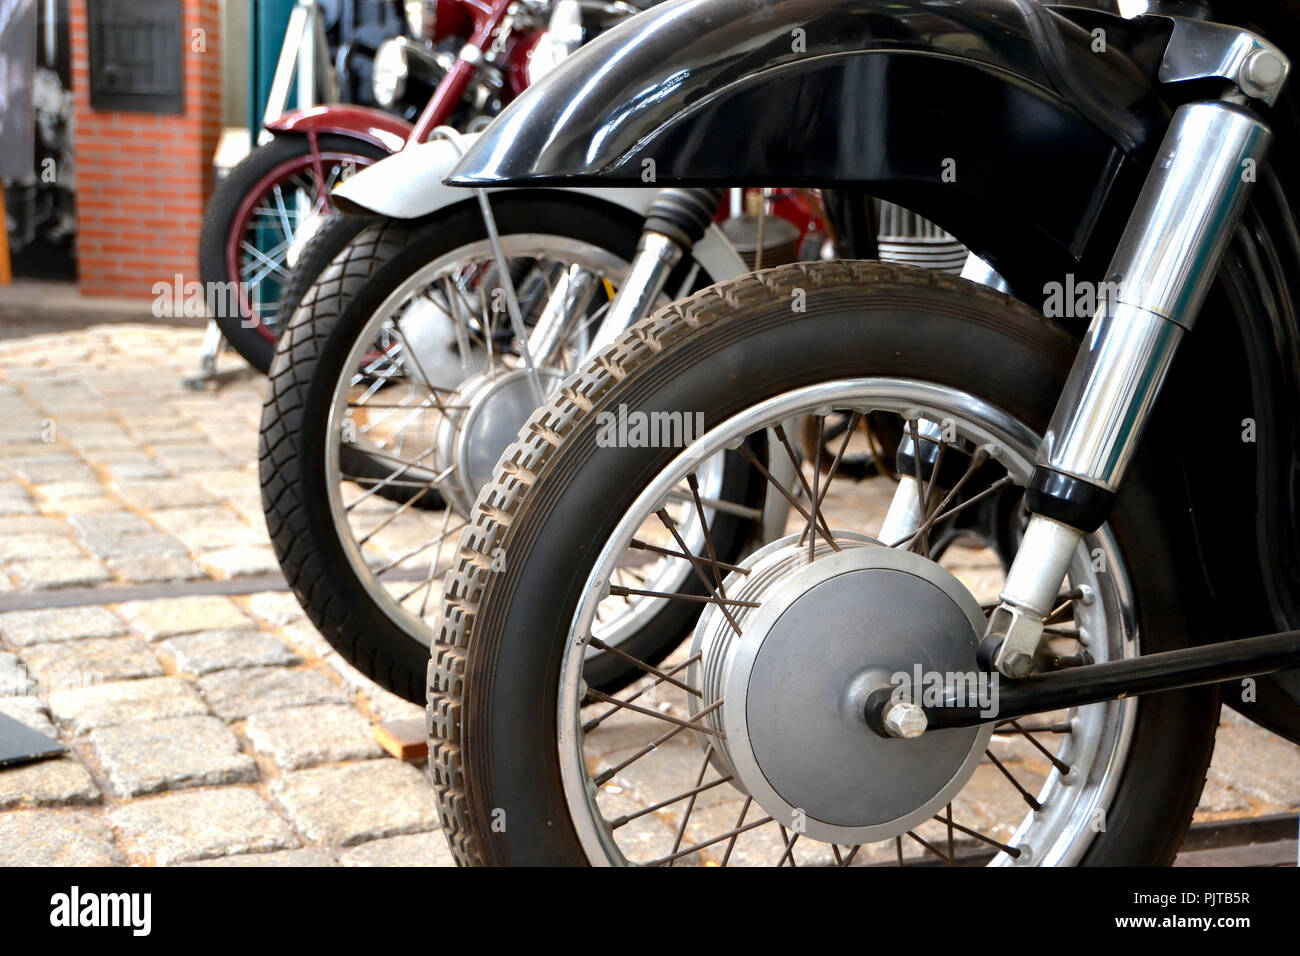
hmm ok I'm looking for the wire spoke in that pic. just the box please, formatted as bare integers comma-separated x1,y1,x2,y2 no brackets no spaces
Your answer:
1004,719,1072,774
798,411,859,547
666,746,716,866
772,424,839,549
609,774,734,830
985,749,1043,811
933,814,1021,858
647,814,775,867
654,507,743,637
582,655,700,733
585,636,700,697
584,690,724,741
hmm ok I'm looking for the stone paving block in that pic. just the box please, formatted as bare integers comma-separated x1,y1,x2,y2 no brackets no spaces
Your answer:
271,761,441,846
0,758,101,809
106,554,206,583
20,635,163,686
193,469,258,501
0,651,34,695
198,545,281,578
117,594,250,640
70,512,187,558
87,715,258,797
0,605,126,646
110,788,298,865
245,704,381,771
10,557,111,589
47,497,122,516
35,480,111,503
198,666,347,721
245,591,306,627
0,515,70,536
1208,723,1300,808
0,810,125,866
0,497,37,516
152,444,236,472
49,676,208,734
1194,778,1252,815
0,533,85,561
10,456,96,484
184,848,337,867
340,831,455,867
114,478,215,510
148,507,263,549
159,628,299,676
0,696,57,735
103,461,170,482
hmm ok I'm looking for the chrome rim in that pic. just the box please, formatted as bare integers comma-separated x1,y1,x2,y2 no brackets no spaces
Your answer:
558,379,1138,866
324,235,727,648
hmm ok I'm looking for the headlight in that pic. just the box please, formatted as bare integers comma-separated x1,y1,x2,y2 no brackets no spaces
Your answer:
527,0,584,86
373,38,409,109
404,0,436,41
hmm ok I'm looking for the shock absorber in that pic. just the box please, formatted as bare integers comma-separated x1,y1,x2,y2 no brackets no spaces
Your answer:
987,93,1280,678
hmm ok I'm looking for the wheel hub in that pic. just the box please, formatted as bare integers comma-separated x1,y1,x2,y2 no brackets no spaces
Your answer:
435,366,565,514
689,532,993,844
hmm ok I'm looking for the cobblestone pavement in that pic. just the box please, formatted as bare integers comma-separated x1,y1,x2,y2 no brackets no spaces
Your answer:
0,321,1296,866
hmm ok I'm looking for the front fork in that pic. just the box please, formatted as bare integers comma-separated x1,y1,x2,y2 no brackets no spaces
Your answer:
976,98,1273,677
526,188,724,368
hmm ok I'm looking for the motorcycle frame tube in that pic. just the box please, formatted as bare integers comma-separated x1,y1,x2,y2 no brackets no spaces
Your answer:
408,0,515,144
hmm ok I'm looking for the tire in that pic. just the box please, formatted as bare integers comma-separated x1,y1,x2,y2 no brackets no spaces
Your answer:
275,212,371,329
199,135,389,373
261,194,753,703
429,260,1219,866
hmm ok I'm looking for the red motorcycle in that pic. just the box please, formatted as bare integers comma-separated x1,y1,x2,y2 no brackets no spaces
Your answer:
199,0,619,373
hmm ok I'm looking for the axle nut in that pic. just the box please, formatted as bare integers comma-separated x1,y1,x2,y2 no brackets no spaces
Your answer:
882,699,928,739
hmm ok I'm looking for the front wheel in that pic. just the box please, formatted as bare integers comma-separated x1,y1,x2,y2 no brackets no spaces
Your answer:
430,261,1219,866
261,195,759,702
199,134,388,372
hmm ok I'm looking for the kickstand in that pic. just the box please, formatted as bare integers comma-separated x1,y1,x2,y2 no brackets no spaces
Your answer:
183,320,246,390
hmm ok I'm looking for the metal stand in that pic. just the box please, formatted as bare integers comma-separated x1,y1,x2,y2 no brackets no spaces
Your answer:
183,320,246,390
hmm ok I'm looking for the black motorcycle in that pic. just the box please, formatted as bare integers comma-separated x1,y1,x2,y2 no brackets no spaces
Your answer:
420,0,1300,866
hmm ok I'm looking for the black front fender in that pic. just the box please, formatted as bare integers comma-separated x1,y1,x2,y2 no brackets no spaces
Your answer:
450,0,1174,288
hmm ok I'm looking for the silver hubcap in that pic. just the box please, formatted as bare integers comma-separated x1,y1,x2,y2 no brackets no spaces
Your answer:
694,536,992,845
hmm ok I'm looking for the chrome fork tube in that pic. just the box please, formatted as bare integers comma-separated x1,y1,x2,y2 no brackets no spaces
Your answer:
586,231,684,355
586,188,723,357
989,99,1275,677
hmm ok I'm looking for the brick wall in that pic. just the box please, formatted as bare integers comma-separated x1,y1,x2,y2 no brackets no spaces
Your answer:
71,0,223,299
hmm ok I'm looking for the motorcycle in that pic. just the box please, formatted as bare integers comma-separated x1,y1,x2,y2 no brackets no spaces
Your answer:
199,0,639,373
417,0,1300,866
258,106,975,703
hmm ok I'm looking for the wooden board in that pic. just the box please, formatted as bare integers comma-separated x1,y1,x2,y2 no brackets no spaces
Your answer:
375,718,428,761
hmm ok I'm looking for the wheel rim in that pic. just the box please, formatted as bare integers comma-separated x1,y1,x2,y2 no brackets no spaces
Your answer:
226,149,375,343
323,234,727,649
557,378,1138,866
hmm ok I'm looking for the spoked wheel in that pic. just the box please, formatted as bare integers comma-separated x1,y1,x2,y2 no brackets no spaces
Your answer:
199,135,386,372
429,261,1218,866
262,197,762,702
